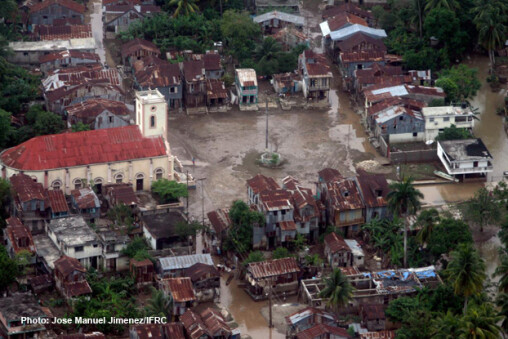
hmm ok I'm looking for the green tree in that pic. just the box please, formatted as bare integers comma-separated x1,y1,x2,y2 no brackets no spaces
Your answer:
446,243,486,313
175,221,204,242
461,187,501,232
224,200,264,254
0,245,18,291
426,218,473,261
436,65,481,103
272,247,292,259
304,254,323,267
494,253,508,293
424,0,460,12
435,125,473,141
460,303,502,339
0,178,10,228
151,179,188,204
496,292,508,332
122,236,151,261
221,10,261,62
431,310,464,339
26,105,65,136
15,250,33,276
145,287,172,317
71,122,90,132
0,109,12,148
243,251,264,265
169,0,199,17
318,268,354,312
107,203,134,227
387,176,424,268
473,4,507,71
415,208,440,245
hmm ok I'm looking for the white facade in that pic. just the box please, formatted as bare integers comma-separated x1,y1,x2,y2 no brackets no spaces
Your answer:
135,89,168,139
437,139,493,177
421,106,475,141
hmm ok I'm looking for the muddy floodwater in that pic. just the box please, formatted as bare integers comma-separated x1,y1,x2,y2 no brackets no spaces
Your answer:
87,0,106,64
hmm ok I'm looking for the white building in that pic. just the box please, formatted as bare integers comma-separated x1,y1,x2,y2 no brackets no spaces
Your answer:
47,216,102,269
344,239,365,267
437,139,493,180
421,106,475,141
0,89,174,194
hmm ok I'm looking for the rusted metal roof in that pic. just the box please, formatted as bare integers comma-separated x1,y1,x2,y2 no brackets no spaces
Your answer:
30,0,85,14
279,220,296,231
322,3,372,20
183,60,205,82
361,304,386,321
53,17,83,26
326,178,365,212
206,79,228,100
44,65,122,91
121,38,160,58
162,277,195,302
1,125,167,171
337,32,387,53
235,68,257,87
355,170,389,209
247,174,280,194
134,55,181,87
58,332,106,339
327,12,367,32
200,308,231,337
181,310,208,339
65,280,92,297
130,258,153,267
248,257,300,279
54,255,86,277
10,173,46,202
296,323,350,339
71,188,100,209
47,189,69,213
318,168,343,183
340,50,385,63
39,49,100,64
65,98,130,121
5,217,35,254
360,331,396,339
260,189,292,211
33,24,92,40
131,324,184,339
104,183,139,206
207,208,231,234
324,232,350,254
183,263,220,282
203,53,221,71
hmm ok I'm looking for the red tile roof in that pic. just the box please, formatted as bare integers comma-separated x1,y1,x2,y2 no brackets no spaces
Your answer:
47,190,69,213
30,0,85,14
121,38,160,58
324,232,350,254
10,173,46,202
162,278,195,302
296,323,350,339
247,174,280,194
1,126,167,171
248,257,300,279
65,98,130,122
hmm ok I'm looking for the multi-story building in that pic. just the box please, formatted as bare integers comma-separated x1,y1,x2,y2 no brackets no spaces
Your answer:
421,106,476,141
235,68,258,110
299,50,332,104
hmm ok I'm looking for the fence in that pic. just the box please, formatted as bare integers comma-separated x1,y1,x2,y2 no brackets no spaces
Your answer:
390,149,439,164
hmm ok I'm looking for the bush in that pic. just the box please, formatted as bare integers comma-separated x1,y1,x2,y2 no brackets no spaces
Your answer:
151,179,188,204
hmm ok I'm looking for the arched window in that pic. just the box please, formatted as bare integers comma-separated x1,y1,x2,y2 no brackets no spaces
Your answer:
154,168,164,180
73,178,83,189
150,115,156,128
115,173,124,184
94,178,103,185
52,180,62,190
94,177,104,194
31,176,37,182
136,173,144,179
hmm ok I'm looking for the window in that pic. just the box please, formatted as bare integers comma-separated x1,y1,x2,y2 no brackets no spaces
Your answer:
413,132,418,137
155,168,164,180
23,52,28,56
75,246,84,252
281,210,286,215
115,173,124,184
444,117,450,122
429,117,434,122
150,115,156,128
399,116,404,121
150,106,156,112
73,179,83,189
108,116,113,123
93,244,98,248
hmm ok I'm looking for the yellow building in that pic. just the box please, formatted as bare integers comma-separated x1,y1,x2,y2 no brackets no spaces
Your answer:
0,89,173,194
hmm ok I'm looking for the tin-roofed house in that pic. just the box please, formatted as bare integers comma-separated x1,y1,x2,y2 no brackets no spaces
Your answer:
160,277,196,316
206,79,229,113
104,183,139,207
103,4,161,34
299,50,332,105
361,304,387,332
121,38,161,67
324,232,353,267
130,323,185,339
253,11,305,35
206,208,231,254
286,307,338,338
47,189,70,219
4,217,36,262
157,253,215,278
54,255,93,300
247,174,280,206
245,257,300,300
141,210,188,250
181,308,234,339
130,258,155,287
39,50,101,74
203,53,223,80
64,98,130,130
70,188,101,222
355,170,389,223
28,0,85,25
183,262,220,302
182,60,207,114
258,189,296,248
371,105,425,144
235,68,258,111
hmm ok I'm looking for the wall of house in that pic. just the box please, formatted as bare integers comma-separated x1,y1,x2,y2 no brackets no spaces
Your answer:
365,206,388,223
376,114,425,138
335,209,363,226
425,115,475,141
94,110,129,130
388,132,425,143
206,69,224,80
143,226,158,250
107,11,143,33
29,4,84,25
391,148,439,164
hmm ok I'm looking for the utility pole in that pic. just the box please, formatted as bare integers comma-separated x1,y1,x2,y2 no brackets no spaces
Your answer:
265,98,269,151
186,169,189,216
268,282,273,328
197,177,206,226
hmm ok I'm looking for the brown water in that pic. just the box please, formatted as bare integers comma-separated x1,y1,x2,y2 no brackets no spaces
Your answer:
87,0,106,64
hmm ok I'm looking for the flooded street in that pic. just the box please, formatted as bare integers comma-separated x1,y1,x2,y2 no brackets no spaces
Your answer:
86,0,106,64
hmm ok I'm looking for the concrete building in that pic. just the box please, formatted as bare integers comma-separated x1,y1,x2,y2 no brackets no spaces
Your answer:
97,230,130,272
372,105,425,143
64,99,131,130
437,139,493,181
421,106,475,141
7,38,97,65
33,234,61,272
0,293,50,339
299,50,332,104
141,210,188,250
253,11,304,34
1,89,174,195
235,68,258,110
47,216,102,269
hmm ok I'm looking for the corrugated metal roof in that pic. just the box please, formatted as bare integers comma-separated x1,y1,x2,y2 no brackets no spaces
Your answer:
71,188,100,209
254,11,304,25
324,232,350,253
360,330,396,339
158,253,214,272
248,257,300,279
330,24,387,41
47,189,69,213
247,174,280,194
296,323,350,339
236,69,257,87
162,277,195,302
30,0,85,14
286,307,336,325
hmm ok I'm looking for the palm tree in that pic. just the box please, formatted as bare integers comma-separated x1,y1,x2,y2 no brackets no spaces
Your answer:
494,253,508,293
446,243,487,314
169,0,199,17
387,176,424,268
145,287,173,318
424,0,460,12
319,268,354,312
431,310,464,339
496,292,508,332
462,187,501,233
415,208,440,245
254,37,281,62
473,8,507,72
460,304,502,339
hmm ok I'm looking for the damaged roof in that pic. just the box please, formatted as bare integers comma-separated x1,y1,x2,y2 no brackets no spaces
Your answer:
0,293,48,322
121,38,160,58
206,79,228,100
39,49,100,64
259,189,293,211
162,277,196,302
340,50,385,63
207,208,231,234
134,55,181,88
43,65,122,92
248,257,300,279
47,189,69,213
247,174,280,194
33,234,60,270
104,184,139,206
183,60,205,82
355,170,389,209
71,188,100,209
324,232,350,253
54,255,86,277
181,308,230,339
33,24,92,40
10,173,46,202
203,53,221,71
0,125,167,171
326,178,365,212
65,98,130,121
318,168,343,183
253,11,304,25
5,217,35,254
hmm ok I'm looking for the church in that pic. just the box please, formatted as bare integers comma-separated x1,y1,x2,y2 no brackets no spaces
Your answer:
0,90,174,194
